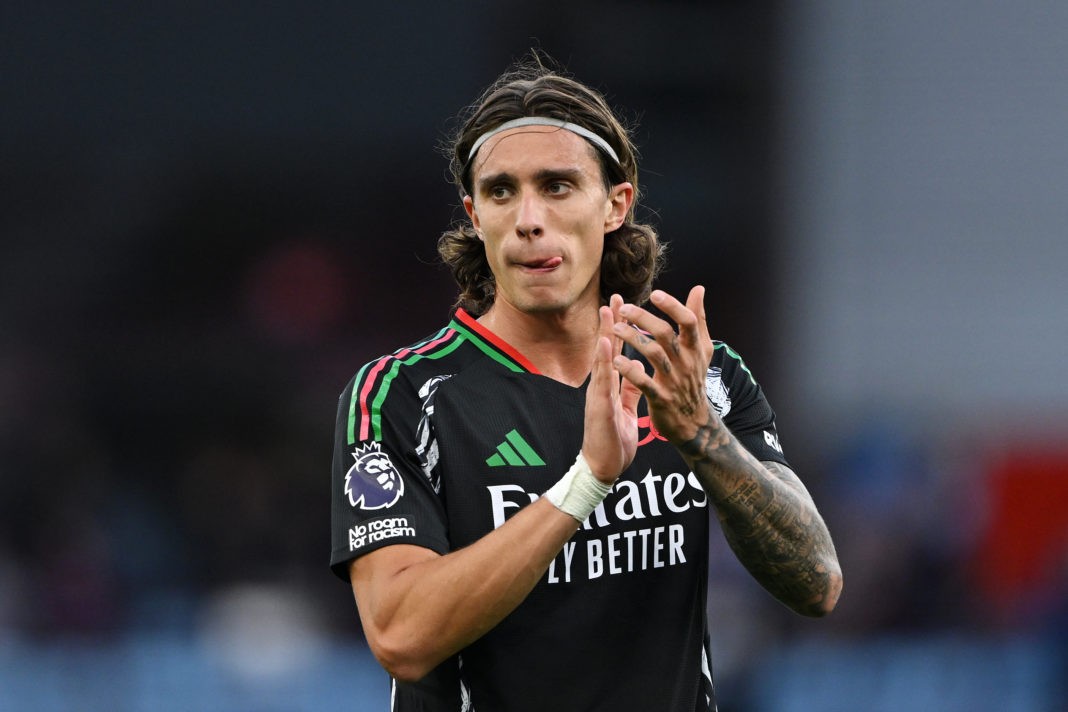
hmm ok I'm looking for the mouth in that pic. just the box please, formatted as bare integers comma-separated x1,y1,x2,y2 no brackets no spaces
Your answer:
517,256,563,272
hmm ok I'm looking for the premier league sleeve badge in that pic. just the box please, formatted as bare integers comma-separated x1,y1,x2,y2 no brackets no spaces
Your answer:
344,442,405,510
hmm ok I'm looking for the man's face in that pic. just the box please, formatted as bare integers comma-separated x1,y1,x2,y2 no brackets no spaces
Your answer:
463,126,632,318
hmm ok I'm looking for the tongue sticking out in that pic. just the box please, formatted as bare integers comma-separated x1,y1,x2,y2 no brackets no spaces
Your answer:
530,256,563,269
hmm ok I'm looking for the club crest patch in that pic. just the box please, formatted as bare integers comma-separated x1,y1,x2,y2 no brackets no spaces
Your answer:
345,442,404,510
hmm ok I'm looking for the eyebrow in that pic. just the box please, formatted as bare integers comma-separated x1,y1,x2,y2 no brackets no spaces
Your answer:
475,167,586,194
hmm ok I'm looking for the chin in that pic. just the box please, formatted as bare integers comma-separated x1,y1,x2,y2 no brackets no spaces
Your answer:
504,283,596,316
516,292,577,314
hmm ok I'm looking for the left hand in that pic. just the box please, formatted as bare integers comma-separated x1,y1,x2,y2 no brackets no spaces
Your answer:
610,286,715,446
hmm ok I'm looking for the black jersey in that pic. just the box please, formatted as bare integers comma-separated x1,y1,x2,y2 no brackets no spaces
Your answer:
330,309,789,712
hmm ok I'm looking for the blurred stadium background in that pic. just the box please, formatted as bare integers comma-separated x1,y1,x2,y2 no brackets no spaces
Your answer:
2,2,1066,710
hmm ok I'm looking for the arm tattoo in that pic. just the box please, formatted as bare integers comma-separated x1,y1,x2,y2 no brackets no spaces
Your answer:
681,420,841,616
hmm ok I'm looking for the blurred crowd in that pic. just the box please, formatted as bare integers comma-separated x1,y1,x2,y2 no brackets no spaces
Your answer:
2,180,1065,706
0,155,458,644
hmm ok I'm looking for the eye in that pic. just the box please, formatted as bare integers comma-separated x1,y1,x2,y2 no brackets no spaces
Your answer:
489,185,512,200
545,181,571,196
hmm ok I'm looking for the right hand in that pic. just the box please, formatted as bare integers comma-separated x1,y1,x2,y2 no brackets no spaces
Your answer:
581,294,641,483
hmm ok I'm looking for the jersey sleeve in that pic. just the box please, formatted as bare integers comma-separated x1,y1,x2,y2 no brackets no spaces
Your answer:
709,342,791,468
330,360,451,581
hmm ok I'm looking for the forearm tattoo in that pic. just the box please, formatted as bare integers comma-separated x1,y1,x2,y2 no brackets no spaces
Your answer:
681,419,841,616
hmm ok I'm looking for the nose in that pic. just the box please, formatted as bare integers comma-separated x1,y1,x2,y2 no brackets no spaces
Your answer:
515,192,544,239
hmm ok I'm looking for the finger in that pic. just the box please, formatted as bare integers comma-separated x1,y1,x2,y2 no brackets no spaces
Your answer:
611,320,672,375
613,354,661,402
617,305,677,359
685,285,712,351
598,305,615,349
586,335,612,420
593,331,614,380
619,376,642,417
650,289,700,351
609,294,625,356
598,308,625,402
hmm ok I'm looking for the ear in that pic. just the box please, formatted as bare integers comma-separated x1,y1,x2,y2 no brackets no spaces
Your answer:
462,195,484,240
604,182,634,233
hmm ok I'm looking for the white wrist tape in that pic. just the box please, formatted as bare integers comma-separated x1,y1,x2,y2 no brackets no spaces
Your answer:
543,452,614,522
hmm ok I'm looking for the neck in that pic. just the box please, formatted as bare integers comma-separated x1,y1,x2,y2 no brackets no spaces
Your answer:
477,301,599,387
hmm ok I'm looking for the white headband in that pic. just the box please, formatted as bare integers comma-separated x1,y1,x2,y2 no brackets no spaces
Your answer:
466,116,621,165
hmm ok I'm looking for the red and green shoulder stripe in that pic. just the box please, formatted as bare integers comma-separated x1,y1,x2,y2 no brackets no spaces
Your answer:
346,309,540,445
713,340,757,386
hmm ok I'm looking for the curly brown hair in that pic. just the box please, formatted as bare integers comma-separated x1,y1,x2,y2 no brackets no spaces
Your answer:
438,57,665,317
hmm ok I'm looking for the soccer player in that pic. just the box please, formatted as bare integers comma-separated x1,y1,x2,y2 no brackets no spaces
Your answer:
330,59,842,711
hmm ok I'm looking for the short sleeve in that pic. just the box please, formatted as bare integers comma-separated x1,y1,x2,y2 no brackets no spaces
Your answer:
330,365,450,581
709,342,791,468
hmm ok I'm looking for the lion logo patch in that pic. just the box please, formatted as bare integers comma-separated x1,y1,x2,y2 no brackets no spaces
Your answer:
345,442,404,510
